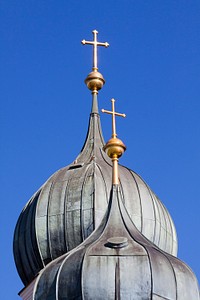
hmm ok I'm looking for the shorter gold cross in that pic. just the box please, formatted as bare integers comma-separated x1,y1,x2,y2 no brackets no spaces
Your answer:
82,30,109,71
102,99,126,138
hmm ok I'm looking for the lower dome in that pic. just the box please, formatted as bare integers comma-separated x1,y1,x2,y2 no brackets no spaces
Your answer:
13,151,177,286
32,185,198,300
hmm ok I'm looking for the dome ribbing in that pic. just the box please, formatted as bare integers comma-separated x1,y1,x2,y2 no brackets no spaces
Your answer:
13,96,177,286
14,31,199,300
33,185,199,300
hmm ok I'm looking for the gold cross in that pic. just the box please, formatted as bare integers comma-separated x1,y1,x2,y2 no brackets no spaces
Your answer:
81,30,109,71
102,99,126,138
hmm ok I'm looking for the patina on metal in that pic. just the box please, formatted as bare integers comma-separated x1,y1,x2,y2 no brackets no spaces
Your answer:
32,116,199,299
33,185,199,299
14,30,179,290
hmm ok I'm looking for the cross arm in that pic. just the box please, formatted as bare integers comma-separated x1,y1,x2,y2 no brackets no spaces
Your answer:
101,109,126,118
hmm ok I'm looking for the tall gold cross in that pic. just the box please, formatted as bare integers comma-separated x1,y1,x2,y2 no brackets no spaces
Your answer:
81,30,109,71
102,99,126,138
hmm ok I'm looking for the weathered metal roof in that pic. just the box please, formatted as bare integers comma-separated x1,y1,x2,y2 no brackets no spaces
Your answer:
33,185,199,300
13,95,178,286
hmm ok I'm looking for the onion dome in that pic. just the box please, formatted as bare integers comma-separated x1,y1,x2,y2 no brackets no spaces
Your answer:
33,184,199,300
32,104,199,299
13,95,178,286
13,30,177,287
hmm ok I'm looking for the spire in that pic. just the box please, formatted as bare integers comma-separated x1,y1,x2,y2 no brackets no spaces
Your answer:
81,30,109,114
102,98,126,184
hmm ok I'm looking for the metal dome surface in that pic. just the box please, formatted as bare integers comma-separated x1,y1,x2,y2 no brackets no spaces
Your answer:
33,185,199,300
13,96,177,286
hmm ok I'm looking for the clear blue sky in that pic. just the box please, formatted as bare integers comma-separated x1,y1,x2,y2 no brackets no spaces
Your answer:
1,1,200,298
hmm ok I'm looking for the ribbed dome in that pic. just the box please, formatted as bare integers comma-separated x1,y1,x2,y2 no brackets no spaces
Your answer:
13,95,177,286
33,185,199,300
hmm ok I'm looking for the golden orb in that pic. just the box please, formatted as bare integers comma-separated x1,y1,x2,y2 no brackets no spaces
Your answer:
85,71,105,91
103,137,126,159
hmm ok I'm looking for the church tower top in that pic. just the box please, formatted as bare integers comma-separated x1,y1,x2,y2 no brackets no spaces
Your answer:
81,30,109,93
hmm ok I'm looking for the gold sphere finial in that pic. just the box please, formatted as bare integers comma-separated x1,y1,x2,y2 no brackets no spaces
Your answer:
103,137,126,159
85,71,105,92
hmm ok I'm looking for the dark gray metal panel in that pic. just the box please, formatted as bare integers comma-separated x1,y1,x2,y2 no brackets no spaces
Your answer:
57,248,85,300
160,201,174,255
36,182,52,264
81,164,95,239
117,256,151,299
132,172,155,241
154,196,168,254
164,201,178,256
148,247,176,299
13,201,29,284
147,189,162,250
25,193,43,275
47,180,68,259
171,256,200,299
14,192,42,285
78,112,105,161
93,163,109,227
119,167,142,230
33,255,65,300
83,256,116,299
65,166,89,250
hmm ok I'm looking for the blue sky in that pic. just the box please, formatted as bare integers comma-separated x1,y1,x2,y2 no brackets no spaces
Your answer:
1,1,200,298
